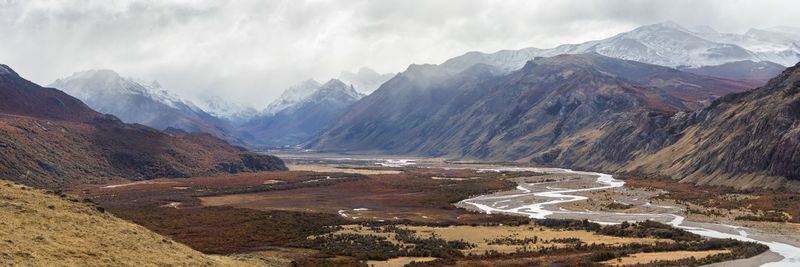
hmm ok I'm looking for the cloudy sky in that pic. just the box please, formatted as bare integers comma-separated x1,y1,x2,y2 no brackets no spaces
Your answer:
1,0,799,109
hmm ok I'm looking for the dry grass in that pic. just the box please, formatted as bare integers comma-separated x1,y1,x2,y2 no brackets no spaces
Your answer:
249,247,319,262
0,180,289,266
408,225,669,254
326,224,671,255
602,250,730,266
287,164,402,175
431,177,479,181
367,257,439,267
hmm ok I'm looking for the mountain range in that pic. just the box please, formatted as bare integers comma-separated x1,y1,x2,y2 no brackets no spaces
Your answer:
338,67,396,94
44,22,796,150
50,70,244,145
28,21,800,191
308,53,758,156
309,54,800,190
0,65,286,189
242,79,364,146
49,70,378,147
622,61,800,189
439,21,800,75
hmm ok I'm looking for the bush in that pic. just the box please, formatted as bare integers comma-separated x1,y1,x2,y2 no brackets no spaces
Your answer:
590,251,616,262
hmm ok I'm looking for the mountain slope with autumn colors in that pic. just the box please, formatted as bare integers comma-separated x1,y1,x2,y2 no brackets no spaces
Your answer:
310,54,758,159
619,61,800,189
0,64,286,189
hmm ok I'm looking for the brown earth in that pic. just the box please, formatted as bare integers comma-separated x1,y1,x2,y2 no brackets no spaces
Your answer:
0,115,286,189
0,179,289,266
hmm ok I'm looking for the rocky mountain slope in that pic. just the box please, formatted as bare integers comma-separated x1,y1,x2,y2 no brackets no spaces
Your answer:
309,54,800,190
0,64,287,189
681,60,786,81
309,54,757,156
50,70,244,145
0,65,99,123
0,180,288,266
262,79,322,116
199,99,260,126
243,79,363,146
440,21,800,75
621,61,800,190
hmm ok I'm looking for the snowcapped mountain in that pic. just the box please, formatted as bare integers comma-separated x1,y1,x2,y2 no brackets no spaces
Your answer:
440,21,800,74
49,70,243,144
241,79,364,146
301,79,364,108
51,69,202,116
262,79,321,115
338,67,395,93
681,60,786,81
196,99,259,126
767,26,800,40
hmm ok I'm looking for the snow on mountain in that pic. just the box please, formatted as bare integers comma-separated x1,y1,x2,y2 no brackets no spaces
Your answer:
262,79,321,115
0,64,13,75
241,79,364,145
304,79,364,105
50,69,198,113
49,70,242,144
767,26,800,40
440,21,800,74
338,67,395,93
265,78,364,115
196,99,259,125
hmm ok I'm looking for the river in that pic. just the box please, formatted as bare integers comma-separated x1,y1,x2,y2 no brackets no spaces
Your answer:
458,168,800,267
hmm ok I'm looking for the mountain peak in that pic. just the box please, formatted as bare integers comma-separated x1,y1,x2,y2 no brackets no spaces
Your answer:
0,64,19,77
68,69,123,82
338,67,395,93
356,67,380,76
313,79,362,101
263,79,323,114
687,25,718,35
0,64,100,122
652,20,687,31
298,79,321,88
321,78,347,88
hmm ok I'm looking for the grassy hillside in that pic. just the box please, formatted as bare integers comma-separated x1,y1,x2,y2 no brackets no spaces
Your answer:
0,179,289,266
0,64,287,189
622,62,800,190
0,114,287,189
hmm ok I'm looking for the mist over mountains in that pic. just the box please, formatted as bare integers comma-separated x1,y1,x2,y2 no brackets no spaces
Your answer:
440,22,800,75
0,65,286,189
50,70,245,145
7,3,800,266
241,79,364,146
40,22,800,181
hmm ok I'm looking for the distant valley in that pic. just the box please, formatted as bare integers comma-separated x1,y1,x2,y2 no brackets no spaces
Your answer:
35,22,800,191
3,17,800,266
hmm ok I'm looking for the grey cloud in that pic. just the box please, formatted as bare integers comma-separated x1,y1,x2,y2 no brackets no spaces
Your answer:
0,0,798,109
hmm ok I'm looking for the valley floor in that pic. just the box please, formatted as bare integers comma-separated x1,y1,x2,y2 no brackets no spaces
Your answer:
64,153,798,266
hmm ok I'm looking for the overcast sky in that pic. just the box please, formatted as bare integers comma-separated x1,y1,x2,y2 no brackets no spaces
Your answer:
2,0,799,109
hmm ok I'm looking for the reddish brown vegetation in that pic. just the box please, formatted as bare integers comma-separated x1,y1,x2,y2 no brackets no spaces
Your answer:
0,65,99,123
115,207,345,254
0,65,287,189
199,168,518,221
0,115,286,189
80,169,518,256
621,173,800,223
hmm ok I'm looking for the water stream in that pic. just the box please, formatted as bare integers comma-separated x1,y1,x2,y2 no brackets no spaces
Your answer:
459,168,800,267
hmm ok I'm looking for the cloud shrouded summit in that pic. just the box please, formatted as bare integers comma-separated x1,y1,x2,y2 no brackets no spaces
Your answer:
2,0,799,109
